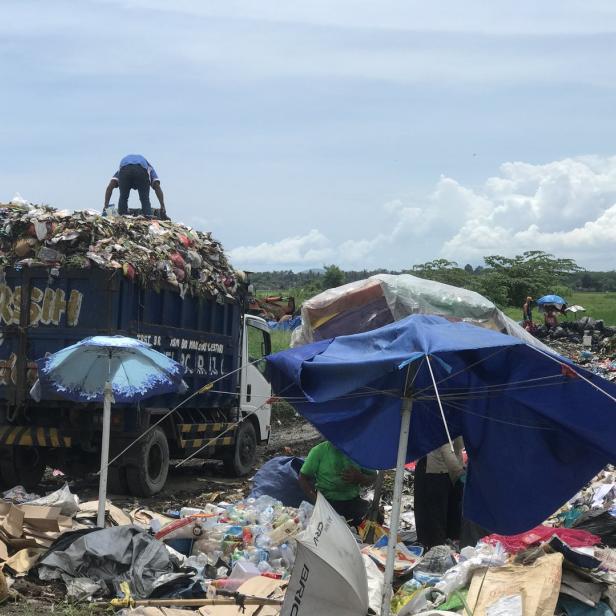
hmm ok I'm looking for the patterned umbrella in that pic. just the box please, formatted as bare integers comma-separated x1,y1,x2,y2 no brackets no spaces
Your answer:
31,335,185,525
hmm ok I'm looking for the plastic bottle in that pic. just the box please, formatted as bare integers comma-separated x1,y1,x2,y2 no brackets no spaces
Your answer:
267,518,300,544
254,531,271,550
259,506,275,525
257,560,273,573
298,501,314,527
280,544,295,568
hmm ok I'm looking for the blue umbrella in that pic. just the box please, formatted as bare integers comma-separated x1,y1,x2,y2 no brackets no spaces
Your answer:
266,315,616,615
536,294,566,306
31,335,185,526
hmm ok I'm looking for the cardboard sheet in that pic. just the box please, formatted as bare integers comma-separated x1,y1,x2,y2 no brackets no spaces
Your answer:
199,577,285,616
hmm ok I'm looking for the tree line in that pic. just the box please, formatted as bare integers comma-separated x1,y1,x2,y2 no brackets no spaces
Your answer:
249,252,616,308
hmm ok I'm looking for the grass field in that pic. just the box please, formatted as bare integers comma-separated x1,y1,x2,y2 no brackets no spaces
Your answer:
270,329,293,353
503,291,616,325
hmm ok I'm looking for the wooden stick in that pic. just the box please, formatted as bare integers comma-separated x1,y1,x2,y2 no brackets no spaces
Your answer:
111,596,283,608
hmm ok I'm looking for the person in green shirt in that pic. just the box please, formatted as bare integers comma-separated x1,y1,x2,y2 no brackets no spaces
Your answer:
298,441,377,527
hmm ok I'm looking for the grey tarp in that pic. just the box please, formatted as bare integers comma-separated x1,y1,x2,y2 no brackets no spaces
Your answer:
38,526,179,598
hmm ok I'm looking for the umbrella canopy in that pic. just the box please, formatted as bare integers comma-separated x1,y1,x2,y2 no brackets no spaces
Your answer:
266,314,616,535
536,294,567,306
32,335,186,527
281,493,368,616
34,335,186,403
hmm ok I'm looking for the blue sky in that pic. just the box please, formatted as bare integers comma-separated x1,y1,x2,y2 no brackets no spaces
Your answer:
2,1,616,270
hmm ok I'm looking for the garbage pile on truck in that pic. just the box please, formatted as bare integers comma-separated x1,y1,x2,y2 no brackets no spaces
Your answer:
0,201,242,300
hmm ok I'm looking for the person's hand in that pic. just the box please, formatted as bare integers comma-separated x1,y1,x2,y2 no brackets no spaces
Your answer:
342,467,365,484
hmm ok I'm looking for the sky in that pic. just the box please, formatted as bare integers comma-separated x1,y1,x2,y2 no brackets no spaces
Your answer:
2,1,616,271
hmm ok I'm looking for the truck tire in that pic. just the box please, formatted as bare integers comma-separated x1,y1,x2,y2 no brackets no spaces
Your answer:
0,446,45,490
223,420,257,477
126,427,169,497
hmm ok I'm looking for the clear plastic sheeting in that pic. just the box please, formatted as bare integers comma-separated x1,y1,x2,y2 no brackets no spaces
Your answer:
291,273,553,353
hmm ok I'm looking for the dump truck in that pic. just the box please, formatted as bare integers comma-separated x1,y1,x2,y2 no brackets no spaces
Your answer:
0,266,272,496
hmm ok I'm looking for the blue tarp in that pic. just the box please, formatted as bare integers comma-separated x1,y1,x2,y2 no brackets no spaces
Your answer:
266,316,302,331
266,314,616,534
249,456,306,507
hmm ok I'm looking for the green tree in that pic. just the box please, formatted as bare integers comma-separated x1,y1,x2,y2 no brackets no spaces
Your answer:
411,259,474,288
322,264,345,290
482,251,582,307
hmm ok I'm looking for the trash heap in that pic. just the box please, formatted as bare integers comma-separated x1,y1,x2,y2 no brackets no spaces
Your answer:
0,482,312,609
535,316,616,348
3,465,616,614
382,464,616,616
539,318,616,382
0,202,242,300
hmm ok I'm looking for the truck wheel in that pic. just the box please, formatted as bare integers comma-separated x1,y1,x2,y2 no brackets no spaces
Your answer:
0,446,46,490
126,427,169,497
107,464,129,495
223,420,257,477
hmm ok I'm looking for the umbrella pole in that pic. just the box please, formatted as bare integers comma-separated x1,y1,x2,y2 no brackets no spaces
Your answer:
380,395,413,616
97,381,113,528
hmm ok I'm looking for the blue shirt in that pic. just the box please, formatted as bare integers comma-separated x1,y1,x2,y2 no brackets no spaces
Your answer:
113,154,159,183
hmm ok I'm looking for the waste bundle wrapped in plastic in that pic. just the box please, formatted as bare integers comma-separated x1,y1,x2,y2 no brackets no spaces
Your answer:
0,201,242,301
291,273,552,352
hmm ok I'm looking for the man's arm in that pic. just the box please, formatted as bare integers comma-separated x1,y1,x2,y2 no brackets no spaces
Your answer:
439,438,465,483
342,467,376,487
298,473,317,503
152,181,166,213
104,179,118,208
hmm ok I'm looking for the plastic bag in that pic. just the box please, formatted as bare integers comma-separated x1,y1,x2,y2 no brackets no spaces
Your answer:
27,483,79,516
435,542,506,598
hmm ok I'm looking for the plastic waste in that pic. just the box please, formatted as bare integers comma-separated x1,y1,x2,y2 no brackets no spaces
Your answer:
229,559,260,584
26,483,80,516
267,517,300,544
435,542,506,598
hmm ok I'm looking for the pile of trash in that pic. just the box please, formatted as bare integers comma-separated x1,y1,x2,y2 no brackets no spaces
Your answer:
535,316,616,346
541,318,616,382
2,463,616,615
0,200,242,300
384,464,616,616
0,481,311,609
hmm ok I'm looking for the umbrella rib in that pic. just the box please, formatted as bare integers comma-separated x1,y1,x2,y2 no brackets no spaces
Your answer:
418,385,565,405
440,399,556,431
417,378,569,401
426,356,454,452
411,347,510,398
422,373,564,394
530,347,616,405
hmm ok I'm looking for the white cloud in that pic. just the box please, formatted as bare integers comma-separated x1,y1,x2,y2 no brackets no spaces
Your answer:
231,155,616,270
228,229,334,266
443,156,616,267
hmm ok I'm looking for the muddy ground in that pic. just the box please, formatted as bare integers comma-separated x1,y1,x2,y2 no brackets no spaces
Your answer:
0,413,320,614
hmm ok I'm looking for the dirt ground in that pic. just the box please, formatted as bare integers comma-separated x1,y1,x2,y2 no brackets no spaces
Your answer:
0,414,321,614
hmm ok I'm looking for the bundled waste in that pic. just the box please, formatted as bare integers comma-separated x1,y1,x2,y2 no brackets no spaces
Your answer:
0,201,242,301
